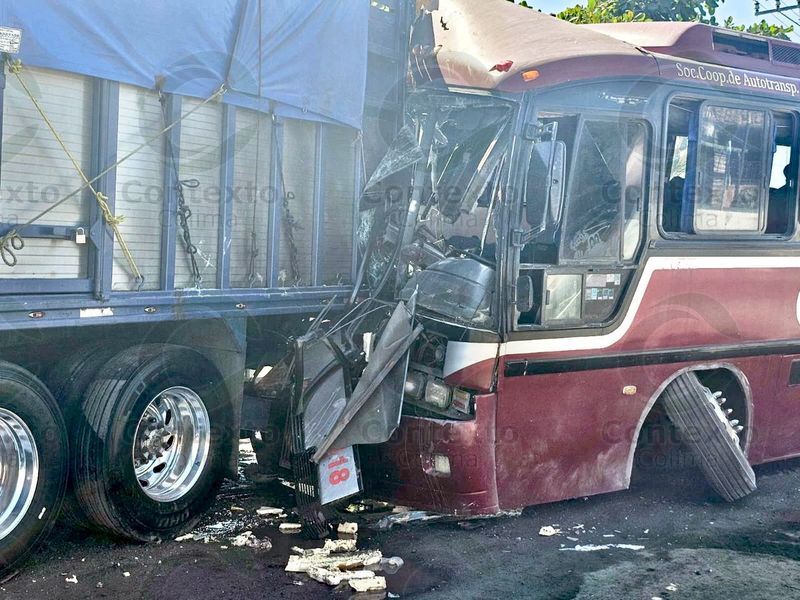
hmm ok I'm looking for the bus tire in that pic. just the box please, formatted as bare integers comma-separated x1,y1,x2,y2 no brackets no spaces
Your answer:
72,344,233,541
0,362,67,576
661,371,756,502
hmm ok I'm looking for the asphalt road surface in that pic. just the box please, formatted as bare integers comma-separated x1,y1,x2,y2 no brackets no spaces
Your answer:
3,442,800,600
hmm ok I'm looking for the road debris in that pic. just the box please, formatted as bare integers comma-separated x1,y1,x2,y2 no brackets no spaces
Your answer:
285,524,402,594
256,506,284,518
230,531,272,550
375,509,442,530
65,575,77,584
350,576,387,592
338,521,358,535
279,523,302,534
559,544,645,552
539,525,561,537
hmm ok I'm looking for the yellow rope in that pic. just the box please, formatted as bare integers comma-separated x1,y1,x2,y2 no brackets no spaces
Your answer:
4,58,143,283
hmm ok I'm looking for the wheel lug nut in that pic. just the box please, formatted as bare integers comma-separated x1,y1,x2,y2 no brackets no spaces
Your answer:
734,425,744,433
729,419,739,427
725,409,733,416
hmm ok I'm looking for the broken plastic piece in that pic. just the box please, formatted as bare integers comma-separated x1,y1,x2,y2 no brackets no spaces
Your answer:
490,60,513,72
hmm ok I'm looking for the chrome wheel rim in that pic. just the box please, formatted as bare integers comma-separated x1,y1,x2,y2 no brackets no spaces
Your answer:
132,386,210,503
0,409,39,541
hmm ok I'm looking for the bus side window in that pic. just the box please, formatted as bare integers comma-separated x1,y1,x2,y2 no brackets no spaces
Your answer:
766,112,796,235
663,101,693,234
662,99,794,237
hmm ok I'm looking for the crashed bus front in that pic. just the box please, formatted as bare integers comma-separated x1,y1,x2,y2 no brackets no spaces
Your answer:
253,0,800,521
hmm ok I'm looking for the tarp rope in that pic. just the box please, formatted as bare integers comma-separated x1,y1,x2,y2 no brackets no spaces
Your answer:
2,58,141,286
0,56,227,289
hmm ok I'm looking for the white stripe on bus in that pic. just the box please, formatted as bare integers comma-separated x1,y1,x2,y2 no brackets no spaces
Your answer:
443,256,800,377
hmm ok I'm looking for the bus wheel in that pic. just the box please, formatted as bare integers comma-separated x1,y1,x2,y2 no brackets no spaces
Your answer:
0,362,67,576
72,345,233,541
661,371,756,502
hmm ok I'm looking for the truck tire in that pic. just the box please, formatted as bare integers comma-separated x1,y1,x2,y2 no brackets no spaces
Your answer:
0,362,68,576
47,343,120,425
46,344,121,528
72,345,233,541
661,372,756,502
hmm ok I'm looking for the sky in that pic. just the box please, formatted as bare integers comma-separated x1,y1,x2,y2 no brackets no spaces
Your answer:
524,1,800,40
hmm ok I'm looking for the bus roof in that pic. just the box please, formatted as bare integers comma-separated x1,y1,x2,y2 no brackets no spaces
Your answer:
424,0,800,99
587,22,800,80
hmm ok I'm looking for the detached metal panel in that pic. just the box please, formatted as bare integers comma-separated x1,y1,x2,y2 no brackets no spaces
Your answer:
279,119,316,287
113,84,165,291
175,98,223,289
230,108,272,289
319,125,357,285
0,67,93,279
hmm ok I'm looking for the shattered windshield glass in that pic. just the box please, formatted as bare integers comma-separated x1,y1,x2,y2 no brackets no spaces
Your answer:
360,93,514,330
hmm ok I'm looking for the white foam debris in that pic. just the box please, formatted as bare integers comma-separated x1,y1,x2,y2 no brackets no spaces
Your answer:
559,543,645,552
337,522,358,535
230,531,272,550
350,576,387,593
65,575,78,584
256,506,284,517
279,523,302,534
539,526,560,537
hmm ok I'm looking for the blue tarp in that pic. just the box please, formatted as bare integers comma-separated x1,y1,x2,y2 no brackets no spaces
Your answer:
1,0,369,129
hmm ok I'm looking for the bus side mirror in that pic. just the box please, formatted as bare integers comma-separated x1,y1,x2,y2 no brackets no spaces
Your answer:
526,141,566,229
515,275,534,313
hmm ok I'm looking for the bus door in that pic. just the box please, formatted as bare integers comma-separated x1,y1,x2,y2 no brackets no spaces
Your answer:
494,112,651,507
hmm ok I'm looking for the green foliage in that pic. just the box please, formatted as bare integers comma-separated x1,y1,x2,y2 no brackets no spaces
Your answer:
558,0,645,24
723,16,793,40
505,0,795,40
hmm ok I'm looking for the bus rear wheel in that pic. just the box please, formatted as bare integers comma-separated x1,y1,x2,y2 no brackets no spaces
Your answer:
71,345,233,541
662,371,756,502
0,362,67,576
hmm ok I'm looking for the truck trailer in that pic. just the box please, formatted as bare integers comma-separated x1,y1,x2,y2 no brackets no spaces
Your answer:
0,0,409,574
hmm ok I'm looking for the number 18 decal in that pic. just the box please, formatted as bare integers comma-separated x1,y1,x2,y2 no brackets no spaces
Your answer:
318,446,360,505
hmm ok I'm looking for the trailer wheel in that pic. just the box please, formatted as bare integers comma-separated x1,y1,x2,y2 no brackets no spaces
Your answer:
0,362,67,576
46,344,122,528
661,371,756,502
72,345,233,541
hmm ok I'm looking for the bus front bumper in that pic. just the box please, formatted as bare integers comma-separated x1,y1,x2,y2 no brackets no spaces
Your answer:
361,393,500,516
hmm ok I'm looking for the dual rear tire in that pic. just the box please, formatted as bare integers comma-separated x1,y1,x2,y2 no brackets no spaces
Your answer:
71,344,233,541
0,344,234,576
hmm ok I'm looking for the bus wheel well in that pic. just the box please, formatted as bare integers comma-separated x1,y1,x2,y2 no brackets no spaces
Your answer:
632,366,750,476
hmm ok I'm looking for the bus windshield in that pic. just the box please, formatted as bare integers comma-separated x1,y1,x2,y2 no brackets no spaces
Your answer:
362,93,515,330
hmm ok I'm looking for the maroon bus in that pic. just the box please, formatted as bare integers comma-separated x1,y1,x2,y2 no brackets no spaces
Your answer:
316,1,800,516
247,0,800,526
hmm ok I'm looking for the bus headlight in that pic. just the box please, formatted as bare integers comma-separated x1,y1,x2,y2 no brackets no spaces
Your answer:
404,371,426,401
424,379,451,409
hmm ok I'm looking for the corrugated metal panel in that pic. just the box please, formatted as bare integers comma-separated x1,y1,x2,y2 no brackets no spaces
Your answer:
0,67,92,279
319,125,356,285
230,108,271,288
113,84,165,290
175,98,222,288
279,119,315,287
